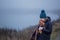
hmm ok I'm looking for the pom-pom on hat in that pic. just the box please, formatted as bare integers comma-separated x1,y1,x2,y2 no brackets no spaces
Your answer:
40,10,47,18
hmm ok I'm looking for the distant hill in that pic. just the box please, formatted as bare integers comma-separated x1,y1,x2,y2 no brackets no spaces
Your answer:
0,19,60,40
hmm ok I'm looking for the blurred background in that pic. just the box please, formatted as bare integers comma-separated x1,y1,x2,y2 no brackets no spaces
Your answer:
0,0,60,40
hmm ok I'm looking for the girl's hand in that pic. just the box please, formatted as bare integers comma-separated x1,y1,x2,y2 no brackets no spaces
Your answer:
39,20,45,26
39,27,44,30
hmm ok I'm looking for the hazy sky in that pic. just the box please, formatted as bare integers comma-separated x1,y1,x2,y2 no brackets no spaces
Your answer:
0,0,60,10
0,0,60,30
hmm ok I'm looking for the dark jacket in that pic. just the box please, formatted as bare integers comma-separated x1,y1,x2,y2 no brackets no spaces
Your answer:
31,18,52,40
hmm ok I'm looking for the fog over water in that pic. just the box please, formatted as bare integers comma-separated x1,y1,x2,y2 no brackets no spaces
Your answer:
0,0,60,30
0,9,59,30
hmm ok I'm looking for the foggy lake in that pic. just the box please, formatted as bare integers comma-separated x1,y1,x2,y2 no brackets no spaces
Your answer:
0,9,59,30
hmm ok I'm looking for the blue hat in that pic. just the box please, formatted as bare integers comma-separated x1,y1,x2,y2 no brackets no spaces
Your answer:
40,10,46,18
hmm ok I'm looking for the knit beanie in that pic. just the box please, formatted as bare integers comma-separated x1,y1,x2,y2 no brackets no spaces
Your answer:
40,10,46,18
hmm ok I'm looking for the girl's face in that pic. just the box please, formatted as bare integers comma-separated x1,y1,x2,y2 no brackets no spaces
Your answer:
40,19,46,22
39,19,45,26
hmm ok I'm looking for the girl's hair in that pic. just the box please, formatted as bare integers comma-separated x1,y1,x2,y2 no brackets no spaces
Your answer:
46,16,51,21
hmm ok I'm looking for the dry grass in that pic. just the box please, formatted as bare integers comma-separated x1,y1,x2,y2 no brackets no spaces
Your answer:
0,20,60,40
51,22,60,40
